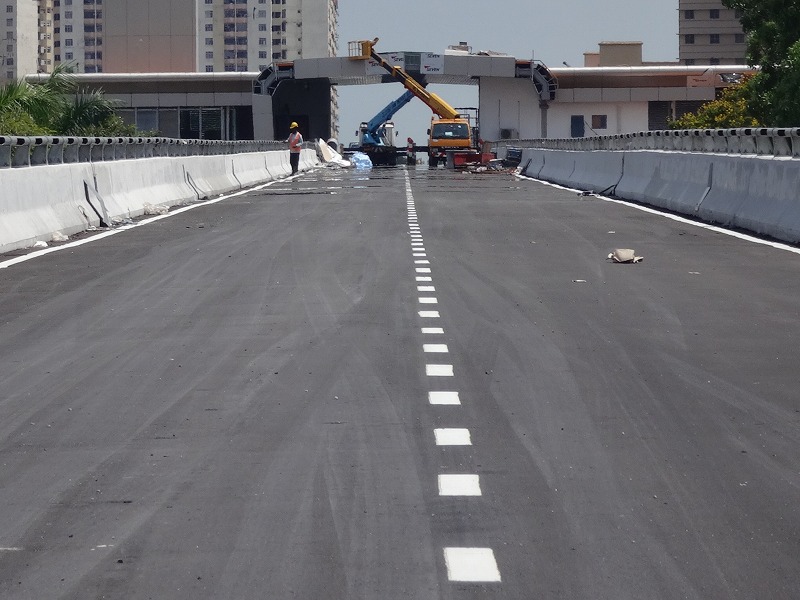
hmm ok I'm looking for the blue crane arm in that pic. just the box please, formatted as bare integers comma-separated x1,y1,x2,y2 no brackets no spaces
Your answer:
365,89,417,133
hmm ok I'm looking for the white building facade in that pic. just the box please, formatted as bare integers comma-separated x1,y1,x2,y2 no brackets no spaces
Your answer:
2,0,39,81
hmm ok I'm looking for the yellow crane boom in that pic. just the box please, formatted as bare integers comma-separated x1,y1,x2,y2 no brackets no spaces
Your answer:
349,38,461,120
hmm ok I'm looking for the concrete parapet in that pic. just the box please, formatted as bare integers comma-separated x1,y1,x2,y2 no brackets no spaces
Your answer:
0,163,99,253
519,149,545,178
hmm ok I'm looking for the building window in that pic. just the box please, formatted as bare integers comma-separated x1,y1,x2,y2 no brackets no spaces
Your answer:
684,58,695,65
735,9,743,18
258,50,267,58
205,23,213,31
205,51,213,58
205,65,214,71
64,10,72,18
65,51,73,59
710,34,720,44
258,23,266,31
5,18,11,26
684,10,694,19
6,5,12,13
710,58,720,65
684,34,694,44
64,38,73,46
735,33,745,44
205,0,212,3
258,9,267,17
710,9,719,19
204,10,212,17
205,37,213,45
65,24,72,32
591,115,607,129
259,37,267,45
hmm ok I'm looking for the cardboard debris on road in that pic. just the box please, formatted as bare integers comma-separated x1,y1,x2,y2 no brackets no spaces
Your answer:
607,248,643,263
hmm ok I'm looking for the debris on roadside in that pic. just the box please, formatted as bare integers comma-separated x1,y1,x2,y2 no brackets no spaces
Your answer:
607,248,643,263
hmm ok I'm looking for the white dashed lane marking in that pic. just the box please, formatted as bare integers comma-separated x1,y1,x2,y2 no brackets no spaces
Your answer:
423,344,448,353
426,364,454,377
421,327,444,334
404,168,503,587
434,428,472,445
438,474,482,496
443,548,502,582
429,391,460,405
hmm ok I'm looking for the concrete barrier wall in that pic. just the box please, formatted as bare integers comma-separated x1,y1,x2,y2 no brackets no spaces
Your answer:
526,148,800,244
0,163,100,252
0,148,319,254
520,149,545,178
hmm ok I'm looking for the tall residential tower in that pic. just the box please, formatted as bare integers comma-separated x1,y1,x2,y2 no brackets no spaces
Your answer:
678,0,747,65
1,0,337,79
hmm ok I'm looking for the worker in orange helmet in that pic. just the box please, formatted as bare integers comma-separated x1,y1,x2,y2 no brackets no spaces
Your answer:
287,121,303,175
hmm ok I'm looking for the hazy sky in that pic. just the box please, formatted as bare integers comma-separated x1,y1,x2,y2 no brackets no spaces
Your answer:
333,0,678,144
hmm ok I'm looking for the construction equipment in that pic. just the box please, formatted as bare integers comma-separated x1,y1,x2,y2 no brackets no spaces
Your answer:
355,89,417,166
349,38,478,167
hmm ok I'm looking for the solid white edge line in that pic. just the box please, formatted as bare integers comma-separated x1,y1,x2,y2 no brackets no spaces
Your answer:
516,172,800,255
0,178,284,269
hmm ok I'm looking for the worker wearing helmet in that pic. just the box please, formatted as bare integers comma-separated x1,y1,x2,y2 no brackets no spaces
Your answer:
287,121,303,175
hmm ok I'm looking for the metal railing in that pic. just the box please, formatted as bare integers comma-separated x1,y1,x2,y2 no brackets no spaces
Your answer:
0,137,286,168
494,128,800,159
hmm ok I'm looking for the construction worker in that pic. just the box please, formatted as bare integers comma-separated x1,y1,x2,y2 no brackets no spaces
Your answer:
406,137,415,165
287,121,303,175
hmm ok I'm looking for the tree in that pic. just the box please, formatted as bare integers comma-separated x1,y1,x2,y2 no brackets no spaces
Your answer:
722,0,800,125
669,75,760,129
0,64,137,136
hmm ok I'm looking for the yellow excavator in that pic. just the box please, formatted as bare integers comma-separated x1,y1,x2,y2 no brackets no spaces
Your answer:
349,38,477,167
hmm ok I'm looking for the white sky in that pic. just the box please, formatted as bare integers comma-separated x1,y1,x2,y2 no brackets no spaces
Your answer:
334,0,679,144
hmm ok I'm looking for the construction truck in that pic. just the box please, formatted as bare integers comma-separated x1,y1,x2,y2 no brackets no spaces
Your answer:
349,38,478,167
355,89,417,166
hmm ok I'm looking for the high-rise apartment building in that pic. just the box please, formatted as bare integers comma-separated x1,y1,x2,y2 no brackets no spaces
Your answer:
679,0,747,65
2,0,336,79
2,0,39,80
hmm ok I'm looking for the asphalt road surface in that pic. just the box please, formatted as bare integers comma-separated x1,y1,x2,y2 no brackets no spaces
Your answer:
1,163,799,600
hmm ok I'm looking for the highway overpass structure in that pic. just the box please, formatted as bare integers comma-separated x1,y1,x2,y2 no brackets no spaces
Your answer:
26,53,753,144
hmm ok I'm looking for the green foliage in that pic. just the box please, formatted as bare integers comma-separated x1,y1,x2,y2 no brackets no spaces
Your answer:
722,0,800,125
0,64,141,136
669,75,761,129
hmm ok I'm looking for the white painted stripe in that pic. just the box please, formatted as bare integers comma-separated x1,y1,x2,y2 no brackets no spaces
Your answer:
429,391,460,405
413,248,427,253
416,267,432,273
415,259,430,264
416,276,432,282
419,297,437,303
413,253,427,257
439,474,482,496
0,178,284,270
434,428,472,445
443,548,501,582
423,344,448,353
418,311,440,318
412,242,424,246
516,172,800,256
0,547,22,552
421,327,444,334
426,363,453,376
417,285,435,291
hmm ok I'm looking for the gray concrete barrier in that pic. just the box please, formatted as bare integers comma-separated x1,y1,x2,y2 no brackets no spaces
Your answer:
0,147,320,254
519,149,545,178
522,146,800,245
